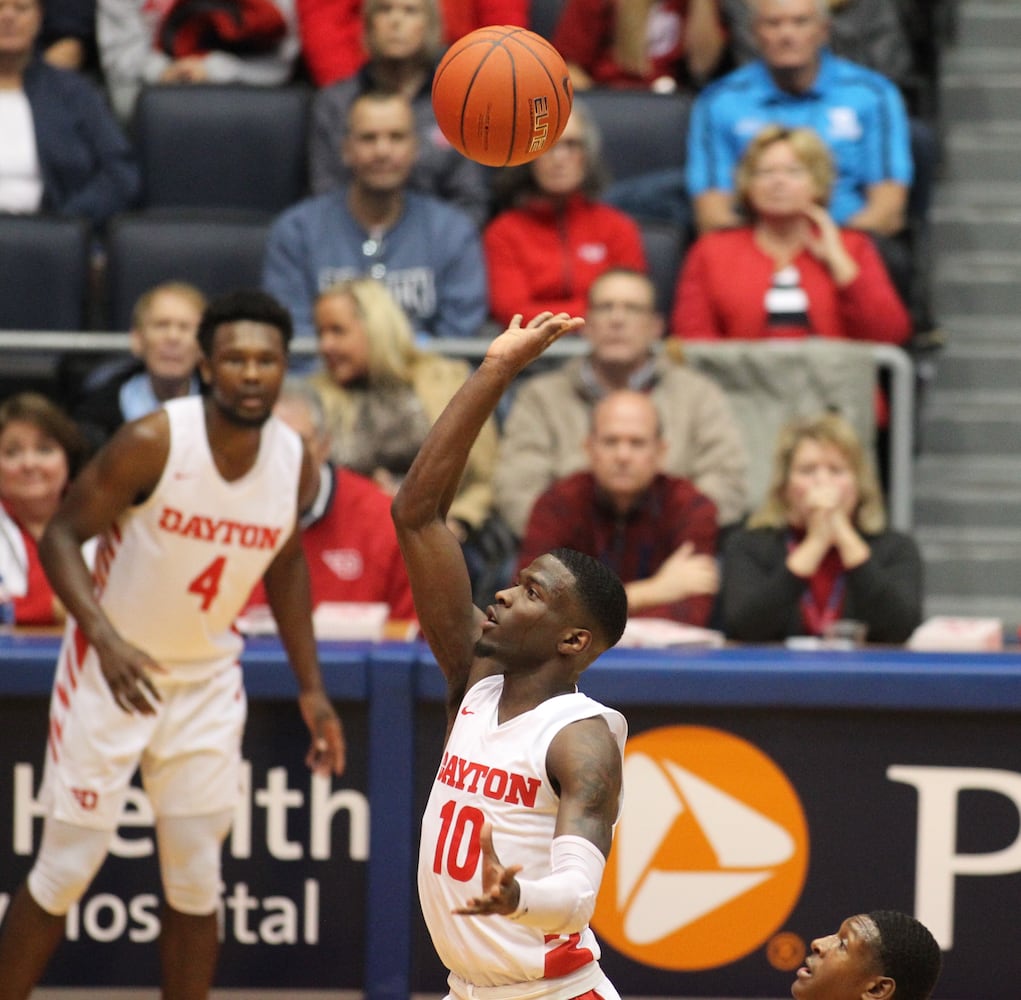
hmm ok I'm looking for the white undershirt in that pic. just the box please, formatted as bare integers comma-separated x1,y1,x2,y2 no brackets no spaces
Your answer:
0,90,43,214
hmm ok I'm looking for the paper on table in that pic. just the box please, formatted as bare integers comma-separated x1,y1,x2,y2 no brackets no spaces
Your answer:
619,617,725,649
236,602,392,641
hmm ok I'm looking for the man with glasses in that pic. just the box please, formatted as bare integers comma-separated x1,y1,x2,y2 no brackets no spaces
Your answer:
687,0,913,241
493,268,748,540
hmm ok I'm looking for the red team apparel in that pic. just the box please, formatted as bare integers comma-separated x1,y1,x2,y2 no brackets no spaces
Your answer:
42,396,302,829
419,674,627,999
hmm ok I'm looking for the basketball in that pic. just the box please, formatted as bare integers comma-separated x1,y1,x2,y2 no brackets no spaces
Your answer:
432,26,573,168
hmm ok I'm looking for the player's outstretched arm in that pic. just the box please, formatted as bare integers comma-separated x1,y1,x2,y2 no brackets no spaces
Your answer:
40,414,171,714
392,313,583,695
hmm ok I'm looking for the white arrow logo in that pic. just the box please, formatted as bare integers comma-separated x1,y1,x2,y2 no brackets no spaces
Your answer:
618,752,797,944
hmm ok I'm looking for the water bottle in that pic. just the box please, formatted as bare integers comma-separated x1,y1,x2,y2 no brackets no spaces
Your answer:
0,573,15,632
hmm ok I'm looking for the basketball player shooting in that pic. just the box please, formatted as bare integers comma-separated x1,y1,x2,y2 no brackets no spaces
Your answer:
392,311,630,1000
0,290,344,1000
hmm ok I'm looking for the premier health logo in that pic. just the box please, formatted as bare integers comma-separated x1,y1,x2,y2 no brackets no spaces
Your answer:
593,726,809,971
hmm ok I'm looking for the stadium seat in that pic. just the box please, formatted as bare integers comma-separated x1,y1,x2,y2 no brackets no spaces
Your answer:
0,216,90,331
530,0,563,40
104,214,270,330
578,88,691,182
639,219,686,318
132,84,312,216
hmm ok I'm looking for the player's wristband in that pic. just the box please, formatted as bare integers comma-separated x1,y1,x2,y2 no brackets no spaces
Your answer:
508,834,606,934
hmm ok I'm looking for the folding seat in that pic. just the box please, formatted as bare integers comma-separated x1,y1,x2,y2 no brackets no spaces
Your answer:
132,84,312,217
104,214,270,330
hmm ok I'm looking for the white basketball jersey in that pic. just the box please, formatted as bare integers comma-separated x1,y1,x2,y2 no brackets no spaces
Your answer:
418,674,627,991
84,396,301,681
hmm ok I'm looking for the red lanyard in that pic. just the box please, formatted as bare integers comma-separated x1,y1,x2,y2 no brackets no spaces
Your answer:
786,531,847,636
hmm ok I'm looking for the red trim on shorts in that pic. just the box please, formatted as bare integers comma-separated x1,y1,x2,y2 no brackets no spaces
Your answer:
543,932,594,980
570,992,607,1000
48,716,62,762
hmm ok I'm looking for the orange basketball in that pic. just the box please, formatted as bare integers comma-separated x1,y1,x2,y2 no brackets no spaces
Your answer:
432,26,573,168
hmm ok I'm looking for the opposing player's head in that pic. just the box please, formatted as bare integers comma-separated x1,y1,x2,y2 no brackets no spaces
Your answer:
792,911,941,1000
198,290,294,427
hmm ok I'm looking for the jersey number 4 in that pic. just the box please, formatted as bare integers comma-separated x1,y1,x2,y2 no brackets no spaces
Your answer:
187,555,226,612
432,800,484,882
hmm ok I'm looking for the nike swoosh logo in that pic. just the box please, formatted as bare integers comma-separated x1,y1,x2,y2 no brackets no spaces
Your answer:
460,707,474,715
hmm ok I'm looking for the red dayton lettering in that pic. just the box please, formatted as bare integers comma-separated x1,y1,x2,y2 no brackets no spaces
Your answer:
158,506,281,550
435,752,541,807
71,787,99,811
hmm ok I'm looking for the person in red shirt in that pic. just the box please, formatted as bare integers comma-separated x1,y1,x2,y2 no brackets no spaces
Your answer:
554,0,726,93
296,0,528,89
0,393,88,626
483,101,647,326
440,0,528,45
672,124,910,345
245,379,416,622
517,389,719,626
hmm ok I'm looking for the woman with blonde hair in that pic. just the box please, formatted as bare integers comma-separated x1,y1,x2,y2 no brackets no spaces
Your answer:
720,411,922,643
306,277,496,539
672,124,910,346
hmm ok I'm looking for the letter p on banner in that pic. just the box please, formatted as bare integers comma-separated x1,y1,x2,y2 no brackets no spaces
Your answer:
887,765,1021,948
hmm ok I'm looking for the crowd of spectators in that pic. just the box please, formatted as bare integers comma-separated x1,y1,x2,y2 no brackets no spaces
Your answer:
0,0,946,640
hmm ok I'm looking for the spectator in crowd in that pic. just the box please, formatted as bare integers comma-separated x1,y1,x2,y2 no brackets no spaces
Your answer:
673,124,911,345
792,910,942,1000
715,0,941,333
721,0,916,97
306,277,496,543
518,390,720,626
37,0,96,71
686,0,913,273
296,0,363,85
0,393,88,626
720,411,922,644
554,0,727,93
0,0,140,228
244,378,416,620
439,0,528,44
495,268,748,537
297,0,528,90
306,0,490,225
72,282,206,452
263,89,487,341
484,102,647,327
96,0,301,121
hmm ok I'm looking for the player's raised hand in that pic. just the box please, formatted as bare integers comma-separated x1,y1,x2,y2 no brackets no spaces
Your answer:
483,312,585,376
453,821,523,917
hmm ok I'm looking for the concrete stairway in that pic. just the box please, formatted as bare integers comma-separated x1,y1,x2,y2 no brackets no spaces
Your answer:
915,0,1021,624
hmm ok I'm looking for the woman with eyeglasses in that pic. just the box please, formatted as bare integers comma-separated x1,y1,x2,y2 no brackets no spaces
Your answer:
670,124,910,346
483,101,648,327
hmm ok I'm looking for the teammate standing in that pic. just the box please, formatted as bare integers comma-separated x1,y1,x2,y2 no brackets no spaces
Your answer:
0,290,345,1000
392,311,629,1000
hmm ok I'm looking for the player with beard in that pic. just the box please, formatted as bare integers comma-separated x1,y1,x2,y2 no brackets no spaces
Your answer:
0,290,344,1000
392,311,629,1000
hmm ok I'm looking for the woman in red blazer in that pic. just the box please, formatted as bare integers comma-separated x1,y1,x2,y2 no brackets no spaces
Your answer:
671,124,911,346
